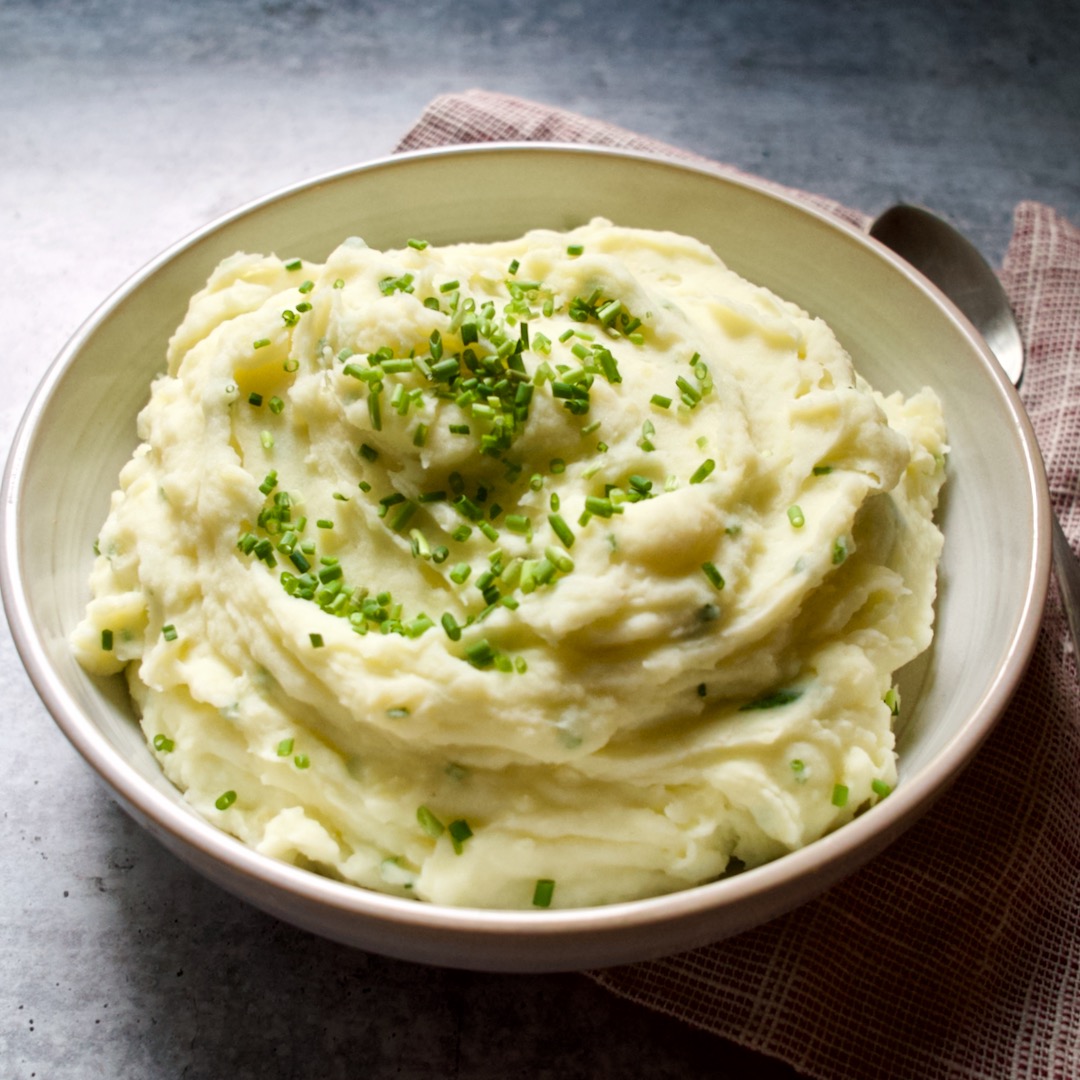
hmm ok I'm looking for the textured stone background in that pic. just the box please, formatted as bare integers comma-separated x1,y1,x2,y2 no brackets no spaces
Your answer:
2,1,1077,1077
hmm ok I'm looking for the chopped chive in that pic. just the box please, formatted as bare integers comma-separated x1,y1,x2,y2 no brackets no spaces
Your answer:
448,819,473,853
417,805,445,837
215,790,237,810
884,687,900,716
548,513,575,549
284,259,302,271
407,238,429,250
248,392,263,406
508,258,520,274
441,612,462,641
276,738,294,757
299,280,314,294
162,624,178,642
449,562,472,584
389,501,418,532
584,496,614,518
152,734,174,753
316,519,334,530
739,689,802,711
294,753,310,769
101,628,114,651
787,505,805,528
253,338,271,350
544,546,574,573
702,562,725,590
269,396,284,414
832,536,849,565
832,783,849,808
464,639,496,668
689,459,715,484
871,779,892,798
309,633,324,648
650,394,672,409
566,244,584,256
813,464,833,475
676,375,701,405
359,443,378,462
532,878,556,908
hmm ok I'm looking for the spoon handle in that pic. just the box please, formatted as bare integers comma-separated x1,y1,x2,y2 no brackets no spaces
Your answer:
1051,515,1080,673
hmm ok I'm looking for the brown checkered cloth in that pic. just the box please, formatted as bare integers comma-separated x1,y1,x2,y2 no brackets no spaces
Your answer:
399,91,1080,1080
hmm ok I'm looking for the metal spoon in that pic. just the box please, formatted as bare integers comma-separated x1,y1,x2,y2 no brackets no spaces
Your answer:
870,203,1080,669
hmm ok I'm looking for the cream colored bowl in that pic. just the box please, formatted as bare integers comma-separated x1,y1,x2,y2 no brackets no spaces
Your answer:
1,145,1051,971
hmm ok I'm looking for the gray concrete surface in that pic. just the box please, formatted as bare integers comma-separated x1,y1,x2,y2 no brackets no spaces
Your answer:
2,1,1077,1077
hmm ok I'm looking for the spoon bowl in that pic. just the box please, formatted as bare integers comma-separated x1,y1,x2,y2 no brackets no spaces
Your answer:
869,205,1025,385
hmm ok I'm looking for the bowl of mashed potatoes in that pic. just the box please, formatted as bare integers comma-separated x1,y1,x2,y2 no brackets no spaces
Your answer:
1,145,1050,971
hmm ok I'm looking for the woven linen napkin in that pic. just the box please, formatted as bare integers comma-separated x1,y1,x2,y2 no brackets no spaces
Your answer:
398,91,1080,1080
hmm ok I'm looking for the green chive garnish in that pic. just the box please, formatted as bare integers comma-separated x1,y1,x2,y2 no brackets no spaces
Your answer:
689,459,715,484
739,689,802,711
215,790,237,810
448,819,473,853
702,562,724,590
464,639,496,668
548,513,575,548
152,734,174,753
101,629,114,651
871,779,892,798
309,633,324,648
787,505,805,528
162,624,178,641
532,879,556,908
417,805,445,837
832,784,849,808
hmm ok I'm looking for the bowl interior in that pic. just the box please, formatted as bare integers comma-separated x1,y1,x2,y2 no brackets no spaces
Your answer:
2,145,1048,970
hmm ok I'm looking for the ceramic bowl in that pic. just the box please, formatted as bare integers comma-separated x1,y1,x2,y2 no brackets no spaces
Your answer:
1,145,1051,971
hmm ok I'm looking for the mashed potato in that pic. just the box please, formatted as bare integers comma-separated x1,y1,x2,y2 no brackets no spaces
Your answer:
71,219,946,909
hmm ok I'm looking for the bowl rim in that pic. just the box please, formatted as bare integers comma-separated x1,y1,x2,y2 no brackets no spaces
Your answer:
0,141,1053,948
